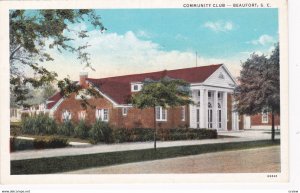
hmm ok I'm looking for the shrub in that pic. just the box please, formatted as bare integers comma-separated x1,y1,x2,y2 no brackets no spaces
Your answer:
163,128,218,140
129,128,154,142
21,112,30,120
33,136,68,149
111,128,154,143
110,128,217,143
21,116,35,134
10,136,68,152
89,121,113,144
74,120,90,139
44,116,57,134
58,121,74,136
112,128,131,143
10,137,34,152
21,114,57,135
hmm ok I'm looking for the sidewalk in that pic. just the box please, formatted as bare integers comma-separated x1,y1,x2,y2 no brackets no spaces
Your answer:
12,136,91,147
10,130,278,161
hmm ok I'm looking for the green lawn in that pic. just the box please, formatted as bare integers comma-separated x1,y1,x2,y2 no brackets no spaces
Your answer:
11,139,280,175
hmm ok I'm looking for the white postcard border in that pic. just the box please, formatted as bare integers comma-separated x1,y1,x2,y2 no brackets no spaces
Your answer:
0,0,289,184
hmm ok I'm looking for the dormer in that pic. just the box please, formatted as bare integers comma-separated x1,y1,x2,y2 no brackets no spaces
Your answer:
131,82,143,92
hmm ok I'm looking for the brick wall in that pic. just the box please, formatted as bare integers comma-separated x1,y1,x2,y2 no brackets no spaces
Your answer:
54,93,190,129
251,113,280,126
54,93,113,124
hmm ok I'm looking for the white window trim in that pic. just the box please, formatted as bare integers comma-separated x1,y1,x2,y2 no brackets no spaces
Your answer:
156,106,167,121
122,107,128,116
262,112,268,123
181,106,185,121
95,108,109,122
131,82,143,92
103,109,109,121
78,111,86,120
62,110,72,121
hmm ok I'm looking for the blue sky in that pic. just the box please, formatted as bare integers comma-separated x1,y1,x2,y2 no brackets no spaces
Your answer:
44,8,278,80
96,9,278,57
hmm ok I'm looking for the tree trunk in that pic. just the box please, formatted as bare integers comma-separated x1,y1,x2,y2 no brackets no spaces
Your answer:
271,109,275,141
153,107,157,151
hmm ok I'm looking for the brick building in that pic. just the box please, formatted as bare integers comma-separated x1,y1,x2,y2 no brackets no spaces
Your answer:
46,64,243,131
243,113,280,130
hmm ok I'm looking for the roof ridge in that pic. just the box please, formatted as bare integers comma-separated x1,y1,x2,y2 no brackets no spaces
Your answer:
87,64,223,81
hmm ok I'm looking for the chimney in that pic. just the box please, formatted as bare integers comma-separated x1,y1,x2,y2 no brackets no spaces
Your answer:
79,71,88,87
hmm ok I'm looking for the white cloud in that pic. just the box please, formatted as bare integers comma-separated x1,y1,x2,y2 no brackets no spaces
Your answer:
204,21,234,32
136,30,151,38
43,27,242,81
249,34,275,46
239,44,276,60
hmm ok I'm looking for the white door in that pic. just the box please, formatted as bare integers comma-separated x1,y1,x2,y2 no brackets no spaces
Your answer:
244,115,251,129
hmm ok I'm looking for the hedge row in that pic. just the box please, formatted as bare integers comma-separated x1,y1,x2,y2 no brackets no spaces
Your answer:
112,128,217,143
10,136,68,152
19,114,217,144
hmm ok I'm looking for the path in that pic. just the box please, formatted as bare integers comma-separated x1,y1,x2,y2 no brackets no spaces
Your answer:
11,130,278,160
65,146,280,174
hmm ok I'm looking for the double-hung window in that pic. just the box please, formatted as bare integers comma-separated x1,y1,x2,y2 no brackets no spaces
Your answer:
62,110,72,122
95,109,109,122
155,106,167,121
262,112,268,123
122,107,128,116
78,111,86,120
181,106,185,121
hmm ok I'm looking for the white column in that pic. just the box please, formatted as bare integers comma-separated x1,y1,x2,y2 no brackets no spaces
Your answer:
200,89,206,128
213,90,218,129
222,92,227,131
197,89,201,128
189,90,197,128
231,95,238,131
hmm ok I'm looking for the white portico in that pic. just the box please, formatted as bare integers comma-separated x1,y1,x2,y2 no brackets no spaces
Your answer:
189,65,239,131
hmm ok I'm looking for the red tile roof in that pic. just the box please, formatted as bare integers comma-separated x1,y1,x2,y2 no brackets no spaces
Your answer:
46,92,63,109
87,64,222,104
46,64,222,108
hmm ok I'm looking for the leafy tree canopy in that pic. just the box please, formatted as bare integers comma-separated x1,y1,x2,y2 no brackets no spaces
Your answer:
131,77,193,150
10,9,106,107
235,43,280,141
234,43,280,115
131,77,193,109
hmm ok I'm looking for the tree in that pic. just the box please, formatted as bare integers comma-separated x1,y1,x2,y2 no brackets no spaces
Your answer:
131,77,193,150
235,44,280,141
10,10,106,107
10,82,57,108
42,83,57,100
